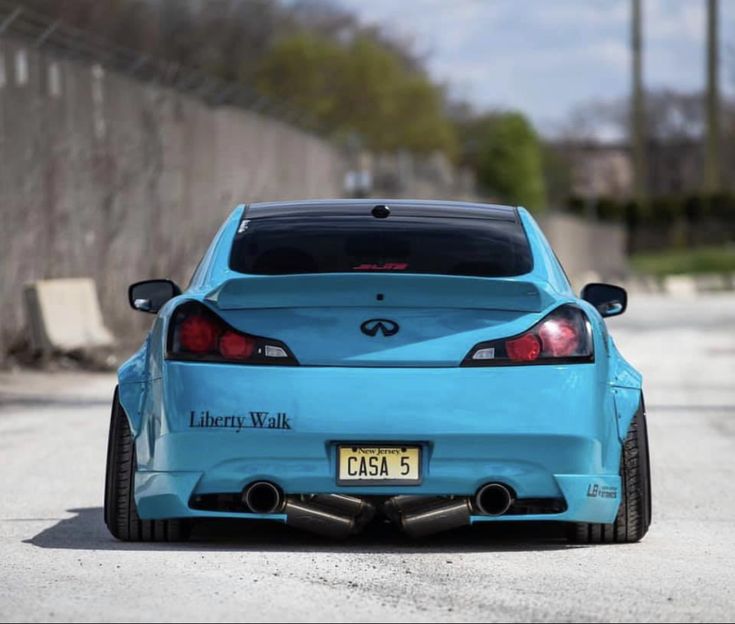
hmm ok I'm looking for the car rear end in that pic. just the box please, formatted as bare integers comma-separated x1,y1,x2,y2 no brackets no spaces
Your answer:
131,201,623,537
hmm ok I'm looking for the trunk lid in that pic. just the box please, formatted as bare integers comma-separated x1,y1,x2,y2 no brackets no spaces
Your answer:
205,274,554,367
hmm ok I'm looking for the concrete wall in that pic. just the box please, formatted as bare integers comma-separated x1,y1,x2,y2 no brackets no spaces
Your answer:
0,38,348,355
369,151,478,201
539,213,628,290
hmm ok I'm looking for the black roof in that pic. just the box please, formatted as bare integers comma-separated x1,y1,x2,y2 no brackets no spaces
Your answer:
244,199,518,222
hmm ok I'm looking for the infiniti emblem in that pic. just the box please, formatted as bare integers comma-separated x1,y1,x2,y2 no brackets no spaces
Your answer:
360,319,400,337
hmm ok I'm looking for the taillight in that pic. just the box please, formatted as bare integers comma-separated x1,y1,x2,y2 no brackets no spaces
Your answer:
167,301,298,365
180,316,218,353
461,305,593,366
218,331,255,360
505,334,541,362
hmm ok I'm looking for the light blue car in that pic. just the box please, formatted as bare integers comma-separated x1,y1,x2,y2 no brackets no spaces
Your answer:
104,200,651,543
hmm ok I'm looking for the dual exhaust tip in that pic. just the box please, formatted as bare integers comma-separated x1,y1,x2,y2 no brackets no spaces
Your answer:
241,480,514,539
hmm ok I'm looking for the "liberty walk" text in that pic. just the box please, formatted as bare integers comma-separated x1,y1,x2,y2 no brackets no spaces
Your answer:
189,410,292,432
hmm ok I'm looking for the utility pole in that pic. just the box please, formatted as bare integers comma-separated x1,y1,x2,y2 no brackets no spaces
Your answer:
704,0,720,193
631,0,647,204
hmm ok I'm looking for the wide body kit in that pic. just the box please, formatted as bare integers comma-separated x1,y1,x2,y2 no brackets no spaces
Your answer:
113,200,644,538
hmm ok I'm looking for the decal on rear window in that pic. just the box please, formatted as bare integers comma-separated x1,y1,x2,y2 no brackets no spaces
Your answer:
353,262,408,271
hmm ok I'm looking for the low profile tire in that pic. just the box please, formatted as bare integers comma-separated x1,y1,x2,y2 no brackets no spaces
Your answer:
104,387,191,542
567,396,652,544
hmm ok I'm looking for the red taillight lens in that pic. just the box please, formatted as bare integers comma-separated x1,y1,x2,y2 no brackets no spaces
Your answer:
462,305,593,366
180,316,219,353
538,318,579,357
167,301,297,365
218,330,255,360
505,334,541,362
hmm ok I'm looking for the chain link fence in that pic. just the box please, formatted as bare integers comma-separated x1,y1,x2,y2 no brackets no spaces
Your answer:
0,0,324,133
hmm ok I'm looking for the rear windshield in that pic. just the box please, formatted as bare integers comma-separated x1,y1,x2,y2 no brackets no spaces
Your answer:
229,215,532,277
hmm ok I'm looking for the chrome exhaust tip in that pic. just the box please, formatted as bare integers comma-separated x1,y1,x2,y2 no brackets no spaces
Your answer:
474,483,514,516
242,481,284,514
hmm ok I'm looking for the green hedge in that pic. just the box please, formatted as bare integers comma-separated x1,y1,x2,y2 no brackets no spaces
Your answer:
566,193,735,226
566,193,735,253
631,245,735,276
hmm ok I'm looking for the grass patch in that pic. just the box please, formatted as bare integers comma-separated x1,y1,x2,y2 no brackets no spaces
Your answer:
631,244,735,276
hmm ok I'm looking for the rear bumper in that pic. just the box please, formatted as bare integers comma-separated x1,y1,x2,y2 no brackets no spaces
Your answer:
135,470,620,524
129,361,622,525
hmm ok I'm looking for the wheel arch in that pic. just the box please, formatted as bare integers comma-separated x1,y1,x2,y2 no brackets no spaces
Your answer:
607,334,644,443
116,332,154,437
613,387,644,444
116,381,145,436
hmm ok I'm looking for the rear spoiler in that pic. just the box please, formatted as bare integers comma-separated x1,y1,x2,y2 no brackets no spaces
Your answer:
205,274,556,313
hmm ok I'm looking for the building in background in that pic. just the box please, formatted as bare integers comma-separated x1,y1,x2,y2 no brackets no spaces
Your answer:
555,139,707,200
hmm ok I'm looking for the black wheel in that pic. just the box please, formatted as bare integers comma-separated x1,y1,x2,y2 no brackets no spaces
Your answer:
104,387,191,542
567,396,652,544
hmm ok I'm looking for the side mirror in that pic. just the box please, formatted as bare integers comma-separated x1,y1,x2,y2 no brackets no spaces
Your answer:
581,283,628,318
128,279,181,314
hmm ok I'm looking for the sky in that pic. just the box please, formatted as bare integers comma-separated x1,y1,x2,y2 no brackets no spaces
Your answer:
334,0,735,136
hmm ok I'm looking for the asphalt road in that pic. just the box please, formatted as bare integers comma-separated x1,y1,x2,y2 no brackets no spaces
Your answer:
1,294,734,622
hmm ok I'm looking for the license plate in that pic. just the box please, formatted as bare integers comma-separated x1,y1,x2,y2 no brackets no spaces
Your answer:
337,445,421,485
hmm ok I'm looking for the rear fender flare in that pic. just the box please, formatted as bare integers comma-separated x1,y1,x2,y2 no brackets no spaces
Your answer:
117,381,145,437
613,387,643,443
117,345,149,436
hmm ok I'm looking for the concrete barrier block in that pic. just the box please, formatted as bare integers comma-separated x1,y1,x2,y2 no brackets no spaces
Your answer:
693,273,729,292
24,278,115,354
663,275,698,297
619,278,644,294
624,275,664,294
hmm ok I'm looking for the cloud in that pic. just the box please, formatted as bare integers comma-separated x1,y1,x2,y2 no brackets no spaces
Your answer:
646,0,705,43
333,0,734,133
